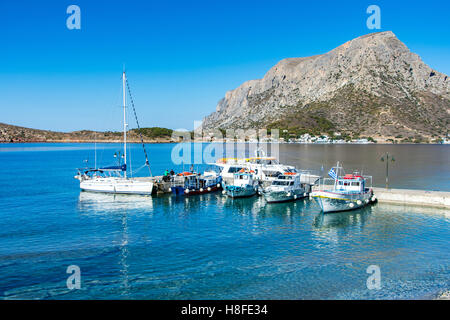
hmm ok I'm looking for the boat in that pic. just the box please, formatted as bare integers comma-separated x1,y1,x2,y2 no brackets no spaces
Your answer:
224,171,259,198
214,149,320,191
74,71,154,195
310,162,376,213
262,172,307,203
215,155,294,186
170,171,222,196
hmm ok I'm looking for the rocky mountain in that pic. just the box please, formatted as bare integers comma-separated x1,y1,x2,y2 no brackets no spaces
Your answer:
0,123,174,143
202,31,450,142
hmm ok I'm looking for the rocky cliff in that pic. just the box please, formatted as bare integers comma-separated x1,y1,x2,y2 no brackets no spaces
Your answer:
202,31,450,141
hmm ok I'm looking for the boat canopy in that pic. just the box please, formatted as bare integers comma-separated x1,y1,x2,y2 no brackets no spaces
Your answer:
97,164,127,172
342,174,364,180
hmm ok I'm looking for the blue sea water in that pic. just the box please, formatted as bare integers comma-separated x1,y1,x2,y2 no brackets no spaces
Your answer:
0,143,449,299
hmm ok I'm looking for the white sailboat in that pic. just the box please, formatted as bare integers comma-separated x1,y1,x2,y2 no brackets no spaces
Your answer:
75,71,154,195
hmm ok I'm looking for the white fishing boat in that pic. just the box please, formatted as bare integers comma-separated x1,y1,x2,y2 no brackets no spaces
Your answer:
75,71,154,195
263,172,307,203
311,162,376,213
214,149,320,190
224,171,258,198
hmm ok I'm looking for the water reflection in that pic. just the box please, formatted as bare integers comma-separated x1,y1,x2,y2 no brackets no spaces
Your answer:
375,202,450,218
160,193,224,216
311,206,375,247
223,196,266,216
313,206,374,230
77,192,134,296
119,210,130,297
77,192,154,214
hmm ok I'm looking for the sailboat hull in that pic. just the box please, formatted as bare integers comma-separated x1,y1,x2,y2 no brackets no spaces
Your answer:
80,178,154,195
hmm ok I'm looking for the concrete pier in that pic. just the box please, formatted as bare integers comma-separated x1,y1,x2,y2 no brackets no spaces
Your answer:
373,187,450,209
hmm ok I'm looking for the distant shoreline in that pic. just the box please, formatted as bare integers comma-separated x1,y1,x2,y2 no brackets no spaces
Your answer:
0,140,174,144
1,141,449,145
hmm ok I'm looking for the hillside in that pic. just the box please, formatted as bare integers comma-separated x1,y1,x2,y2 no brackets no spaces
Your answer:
202,31,450,143
0,123,174,143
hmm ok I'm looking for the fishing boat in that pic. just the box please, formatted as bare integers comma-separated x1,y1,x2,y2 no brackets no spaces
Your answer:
214,149,320,191
224,171,259,198
311,162,376,213
170,171,222,196
74,71,154,195
262,172,307,203
215,155,295,186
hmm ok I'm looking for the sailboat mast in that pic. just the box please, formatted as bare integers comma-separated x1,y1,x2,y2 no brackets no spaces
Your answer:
123,71,127,179
94,131,97,169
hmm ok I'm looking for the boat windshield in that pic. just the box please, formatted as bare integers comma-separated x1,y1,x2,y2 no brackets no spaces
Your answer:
249,158,279,165
277,175,294,180
227,166,245,173
263,171,282,177
261,159,278,165
272,180,293,186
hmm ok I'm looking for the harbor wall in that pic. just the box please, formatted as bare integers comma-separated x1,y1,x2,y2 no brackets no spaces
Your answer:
372,187,450,209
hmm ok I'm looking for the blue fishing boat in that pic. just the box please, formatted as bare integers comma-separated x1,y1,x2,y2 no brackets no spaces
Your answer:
170,172,222,196
311,162,376,213
224,171,259,198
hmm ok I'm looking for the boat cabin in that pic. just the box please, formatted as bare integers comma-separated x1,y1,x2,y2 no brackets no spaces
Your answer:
222,165,247,175
76,164,127,181
176,172,220,190
271,172,301,187
233,172,255,187
335,174,366,192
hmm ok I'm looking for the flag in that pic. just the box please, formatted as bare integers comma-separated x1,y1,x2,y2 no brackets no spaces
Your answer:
328,167,337,180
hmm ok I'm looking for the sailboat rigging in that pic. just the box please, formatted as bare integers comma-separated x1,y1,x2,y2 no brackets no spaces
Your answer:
74,71,154,195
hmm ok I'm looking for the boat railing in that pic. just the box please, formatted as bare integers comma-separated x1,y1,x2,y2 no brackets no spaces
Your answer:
170,175,186,187
297,170,321,185
315,175,373,192
316,177,337,192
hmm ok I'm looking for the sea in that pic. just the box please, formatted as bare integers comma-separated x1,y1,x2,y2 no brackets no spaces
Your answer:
0,142,449,299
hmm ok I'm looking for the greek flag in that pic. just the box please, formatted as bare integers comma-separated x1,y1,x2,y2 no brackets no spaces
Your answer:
328,167,337,180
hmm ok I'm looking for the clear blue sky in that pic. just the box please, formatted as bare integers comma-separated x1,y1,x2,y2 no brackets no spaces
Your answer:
1,0,449,132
